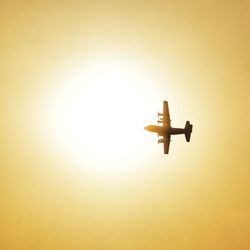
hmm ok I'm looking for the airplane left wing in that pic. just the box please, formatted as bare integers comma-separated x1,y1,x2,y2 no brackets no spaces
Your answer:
163,101,170,127
163,135,171,154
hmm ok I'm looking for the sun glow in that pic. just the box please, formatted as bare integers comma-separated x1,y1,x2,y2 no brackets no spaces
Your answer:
44,59,159,178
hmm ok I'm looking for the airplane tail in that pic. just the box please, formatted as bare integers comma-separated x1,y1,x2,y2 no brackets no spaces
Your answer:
184,121,193,142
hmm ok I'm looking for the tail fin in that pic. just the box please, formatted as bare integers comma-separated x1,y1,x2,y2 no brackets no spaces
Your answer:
184,121,193,142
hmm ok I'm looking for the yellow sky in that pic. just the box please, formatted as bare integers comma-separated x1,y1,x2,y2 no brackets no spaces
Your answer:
0,0,249,249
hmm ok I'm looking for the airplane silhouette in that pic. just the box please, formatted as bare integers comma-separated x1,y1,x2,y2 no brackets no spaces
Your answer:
144,101,193,154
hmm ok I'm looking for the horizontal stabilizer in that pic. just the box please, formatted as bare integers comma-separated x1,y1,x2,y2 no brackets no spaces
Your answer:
184,121,193,142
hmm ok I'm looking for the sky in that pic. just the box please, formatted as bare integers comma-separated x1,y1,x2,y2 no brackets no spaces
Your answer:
0,0,249,249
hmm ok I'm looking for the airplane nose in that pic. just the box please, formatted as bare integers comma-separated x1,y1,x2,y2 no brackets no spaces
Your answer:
144,125,153,131
144,125,159,133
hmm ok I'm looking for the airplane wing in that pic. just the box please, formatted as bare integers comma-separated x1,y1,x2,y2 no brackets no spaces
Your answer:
163,101,170,127
163,135,171,154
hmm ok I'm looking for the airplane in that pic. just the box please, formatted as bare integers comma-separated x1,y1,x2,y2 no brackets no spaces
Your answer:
144,100,193,154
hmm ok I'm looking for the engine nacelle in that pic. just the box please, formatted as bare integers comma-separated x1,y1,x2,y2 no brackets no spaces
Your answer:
157,119,163,124
157,112,163,117
158,139,164,144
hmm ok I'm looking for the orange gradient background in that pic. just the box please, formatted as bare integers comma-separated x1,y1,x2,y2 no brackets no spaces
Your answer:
0,1,249,249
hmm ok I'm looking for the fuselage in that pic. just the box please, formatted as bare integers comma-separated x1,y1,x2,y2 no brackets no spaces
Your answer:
144,125,185,136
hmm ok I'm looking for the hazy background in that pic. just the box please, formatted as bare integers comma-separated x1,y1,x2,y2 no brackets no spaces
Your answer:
1,0,249,249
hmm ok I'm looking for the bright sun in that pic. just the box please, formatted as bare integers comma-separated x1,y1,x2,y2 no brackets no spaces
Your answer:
44,59,159,179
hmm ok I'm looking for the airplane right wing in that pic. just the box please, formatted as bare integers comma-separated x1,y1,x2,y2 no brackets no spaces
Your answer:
163,101,170,127
163,135,171,154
